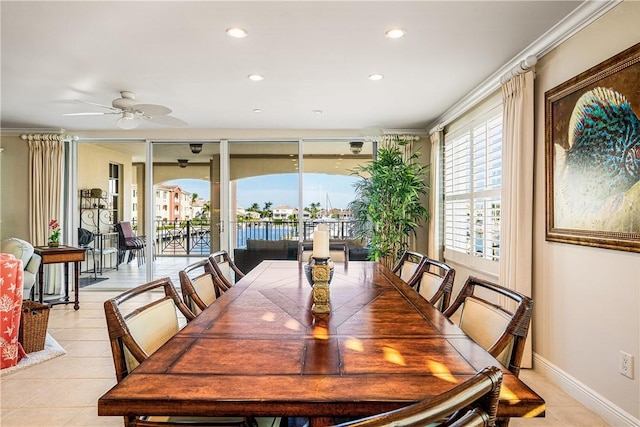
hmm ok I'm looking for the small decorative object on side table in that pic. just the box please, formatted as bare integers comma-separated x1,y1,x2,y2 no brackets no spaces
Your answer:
48,219,60,247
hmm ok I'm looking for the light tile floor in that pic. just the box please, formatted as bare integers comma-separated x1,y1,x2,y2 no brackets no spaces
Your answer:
1,257,612,427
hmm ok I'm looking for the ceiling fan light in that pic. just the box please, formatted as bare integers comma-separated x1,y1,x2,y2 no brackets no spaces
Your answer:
385,28,406,39
116,111,139,129
226,27,247,38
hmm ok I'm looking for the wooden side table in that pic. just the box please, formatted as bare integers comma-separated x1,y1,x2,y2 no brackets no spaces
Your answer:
34,246,85,310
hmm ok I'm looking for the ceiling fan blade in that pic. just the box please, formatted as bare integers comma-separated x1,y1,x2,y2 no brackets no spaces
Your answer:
144,114,188,127
63,111,118,116
75,99,121,112
133,103,172,116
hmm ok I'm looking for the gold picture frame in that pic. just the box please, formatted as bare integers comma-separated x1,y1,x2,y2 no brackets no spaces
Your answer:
545,43,640,252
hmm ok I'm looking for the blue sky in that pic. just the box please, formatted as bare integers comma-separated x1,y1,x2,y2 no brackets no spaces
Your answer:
165,173,359,210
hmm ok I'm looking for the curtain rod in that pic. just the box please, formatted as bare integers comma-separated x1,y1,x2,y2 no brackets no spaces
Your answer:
21,133,78,142
500,55,538,84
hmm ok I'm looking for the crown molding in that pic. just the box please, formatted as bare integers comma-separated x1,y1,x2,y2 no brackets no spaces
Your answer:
427,0,622,134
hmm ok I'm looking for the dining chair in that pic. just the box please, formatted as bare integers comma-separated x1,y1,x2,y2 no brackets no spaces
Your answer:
330,366,503,427
208,250,245,290
408,257,456,312
391,251,426,283
179,259,227,315
104,277,275,427
443,276,533,378
297,241,349,264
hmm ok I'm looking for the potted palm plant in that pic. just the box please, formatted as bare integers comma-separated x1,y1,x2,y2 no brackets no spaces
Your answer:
348,139,429,269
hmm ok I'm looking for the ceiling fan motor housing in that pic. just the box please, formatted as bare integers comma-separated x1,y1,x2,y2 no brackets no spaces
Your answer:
112,91,138,110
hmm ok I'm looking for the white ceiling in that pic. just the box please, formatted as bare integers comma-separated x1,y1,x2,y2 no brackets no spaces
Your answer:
1,1,583,133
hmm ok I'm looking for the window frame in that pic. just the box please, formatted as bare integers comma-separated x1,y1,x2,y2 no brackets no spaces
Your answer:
443,105,503,276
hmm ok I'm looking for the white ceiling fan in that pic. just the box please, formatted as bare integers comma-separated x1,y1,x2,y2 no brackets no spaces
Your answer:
64,91,188,129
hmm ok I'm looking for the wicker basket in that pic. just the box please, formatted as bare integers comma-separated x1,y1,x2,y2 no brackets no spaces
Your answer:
18,301,50,353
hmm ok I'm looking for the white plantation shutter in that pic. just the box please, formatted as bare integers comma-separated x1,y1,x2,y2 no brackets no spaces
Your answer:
444,108,502,272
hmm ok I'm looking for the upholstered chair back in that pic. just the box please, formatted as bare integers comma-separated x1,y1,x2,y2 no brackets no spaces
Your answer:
208,250,246,289
330,366,503,427
0,238,42,299
443,276,533,377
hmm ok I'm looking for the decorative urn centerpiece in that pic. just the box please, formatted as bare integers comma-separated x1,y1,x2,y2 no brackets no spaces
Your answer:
309,224,332,314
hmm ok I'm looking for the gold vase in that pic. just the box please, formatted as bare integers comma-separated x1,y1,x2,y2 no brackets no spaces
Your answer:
48,241,59,248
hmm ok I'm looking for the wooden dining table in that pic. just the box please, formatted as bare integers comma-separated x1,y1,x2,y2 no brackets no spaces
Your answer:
98,260,545,426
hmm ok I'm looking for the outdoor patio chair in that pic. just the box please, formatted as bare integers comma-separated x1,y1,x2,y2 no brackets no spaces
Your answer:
78,228,97,280
297,241,349,264
115,221,146,267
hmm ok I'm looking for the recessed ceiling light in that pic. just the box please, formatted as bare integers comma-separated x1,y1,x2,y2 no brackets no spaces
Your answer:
253,108,262,113
311,109,323,114
226,27,247,38
368,74,384,81
385,28,406,39
248,74,264,81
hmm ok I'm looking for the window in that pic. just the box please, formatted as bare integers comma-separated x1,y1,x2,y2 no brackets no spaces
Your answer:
444,109,502,272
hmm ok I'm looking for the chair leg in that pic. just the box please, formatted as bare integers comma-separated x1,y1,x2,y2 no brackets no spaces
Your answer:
92,250,97,279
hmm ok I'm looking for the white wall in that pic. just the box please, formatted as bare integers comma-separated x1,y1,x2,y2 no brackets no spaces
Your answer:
532,1,640,423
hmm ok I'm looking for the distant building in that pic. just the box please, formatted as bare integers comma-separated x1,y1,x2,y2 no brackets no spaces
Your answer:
272,205,295,220
155,184,192,221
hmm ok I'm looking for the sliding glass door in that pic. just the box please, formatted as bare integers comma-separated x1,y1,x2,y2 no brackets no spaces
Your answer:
227,141,299,273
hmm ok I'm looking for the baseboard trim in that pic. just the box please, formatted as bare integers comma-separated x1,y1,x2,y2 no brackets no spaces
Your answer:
533,353,639,426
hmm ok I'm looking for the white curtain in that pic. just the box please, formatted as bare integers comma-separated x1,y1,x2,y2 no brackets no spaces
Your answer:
28,136,64,294
500,70,534,367
428,131,443,261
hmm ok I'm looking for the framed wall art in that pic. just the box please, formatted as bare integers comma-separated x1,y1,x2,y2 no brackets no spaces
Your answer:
545,43,640,252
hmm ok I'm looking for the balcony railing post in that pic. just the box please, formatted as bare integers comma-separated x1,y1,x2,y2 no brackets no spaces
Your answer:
186,220,191,254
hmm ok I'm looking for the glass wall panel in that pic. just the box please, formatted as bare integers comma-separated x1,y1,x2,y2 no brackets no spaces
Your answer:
301,140,373,262
151,142,220,269
77,141,146,288
229,141,299,273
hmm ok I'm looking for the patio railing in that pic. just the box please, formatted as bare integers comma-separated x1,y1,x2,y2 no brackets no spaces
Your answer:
135,219,359,255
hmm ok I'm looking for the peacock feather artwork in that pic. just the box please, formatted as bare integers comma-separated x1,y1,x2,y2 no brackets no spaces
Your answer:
554,86,640,232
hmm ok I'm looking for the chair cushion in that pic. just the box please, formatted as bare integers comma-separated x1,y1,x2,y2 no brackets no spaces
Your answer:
193,274,217,308
329,249,346,262
399,261,420,282
418,272,444,300
458,298,512,366
217,261,233,283
124,298,180,371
